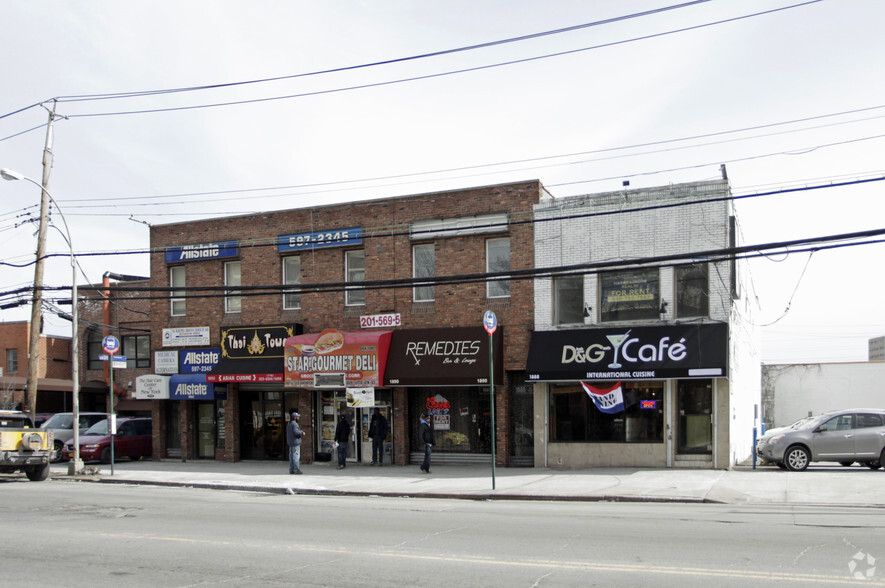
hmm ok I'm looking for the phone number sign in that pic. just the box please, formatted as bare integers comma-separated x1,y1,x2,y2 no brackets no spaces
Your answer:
278,227,362,252
360,313,402,329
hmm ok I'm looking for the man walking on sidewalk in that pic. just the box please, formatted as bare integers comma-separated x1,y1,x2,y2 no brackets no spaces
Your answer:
418,414,434,474
287,411,304,475
369,407,388,465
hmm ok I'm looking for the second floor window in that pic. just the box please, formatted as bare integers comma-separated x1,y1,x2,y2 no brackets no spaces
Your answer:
345,250,366,306
676,263,709,318
283,256,301,310
413,243,435,302
554,275,584,325
600,268,660,322
170,266,186,316
225,261,242,313
486,238,511,298
122,335,151,369
5,349,18,374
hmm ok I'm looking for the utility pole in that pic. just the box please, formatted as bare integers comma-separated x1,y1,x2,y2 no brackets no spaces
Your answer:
24,101,57,418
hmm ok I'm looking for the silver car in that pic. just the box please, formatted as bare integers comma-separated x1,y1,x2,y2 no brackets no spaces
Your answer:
40,412,108,463
757,408,885,471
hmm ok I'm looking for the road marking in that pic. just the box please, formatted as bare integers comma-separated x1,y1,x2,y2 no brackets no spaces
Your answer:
97,532,881,585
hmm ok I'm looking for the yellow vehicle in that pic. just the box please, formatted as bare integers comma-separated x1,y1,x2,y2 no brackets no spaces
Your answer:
0,411,52,481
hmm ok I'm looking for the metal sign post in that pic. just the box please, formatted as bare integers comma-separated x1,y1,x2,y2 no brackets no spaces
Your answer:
483,311,497,490
102,336,120,475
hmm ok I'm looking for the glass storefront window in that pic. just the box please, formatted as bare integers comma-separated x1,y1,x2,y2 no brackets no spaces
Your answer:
409,388,491,453
549,381,664,443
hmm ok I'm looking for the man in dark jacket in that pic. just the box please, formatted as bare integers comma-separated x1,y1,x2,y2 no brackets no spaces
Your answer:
369,407,389,466
286,411,304,475
334,414,351,470
418,414,434,474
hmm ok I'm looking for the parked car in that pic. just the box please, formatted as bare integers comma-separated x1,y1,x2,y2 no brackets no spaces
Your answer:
41,412,108,462
756,408,885,471
62,417,152,464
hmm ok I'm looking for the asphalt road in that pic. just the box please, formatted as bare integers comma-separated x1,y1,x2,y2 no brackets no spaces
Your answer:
2,479,882,586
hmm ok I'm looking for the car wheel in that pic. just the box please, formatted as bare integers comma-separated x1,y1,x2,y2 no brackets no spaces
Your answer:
26,463,50,481
784,445,810,471
839,461,854,467
100,447,111,464
52,440,65,463
865,461,882,470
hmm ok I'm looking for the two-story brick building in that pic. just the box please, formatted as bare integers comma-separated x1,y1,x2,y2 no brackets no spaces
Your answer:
528,179,760,469
0,320,73,414
146,181,547,465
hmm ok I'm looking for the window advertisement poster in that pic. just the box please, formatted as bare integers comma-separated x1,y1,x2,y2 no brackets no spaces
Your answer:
600,269,660,322
284,329,392,388
346,387,375,407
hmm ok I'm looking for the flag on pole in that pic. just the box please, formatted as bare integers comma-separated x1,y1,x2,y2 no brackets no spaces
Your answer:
581,381,625,414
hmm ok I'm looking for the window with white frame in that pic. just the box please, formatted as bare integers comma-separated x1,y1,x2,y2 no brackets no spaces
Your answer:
345,250,366,306
5,349,18,374
486,238,511,298
413,243,435,302
283,256,301,310
170,266,186,316
675,263,709,318
122,334,151,369
554,275,584,325
600,268,660,322
225,261,242,313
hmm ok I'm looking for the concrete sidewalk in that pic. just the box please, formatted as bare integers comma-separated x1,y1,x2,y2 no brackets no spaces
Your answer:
49,459,885,507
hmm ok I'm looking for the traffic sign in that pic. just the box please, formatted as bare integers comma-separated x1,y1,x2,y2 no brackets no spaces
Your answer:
483,310,497,335
102,335,120,355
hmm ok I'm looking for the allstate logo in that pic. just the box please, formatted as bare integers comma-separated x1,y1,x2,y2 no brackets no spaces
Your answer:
848,550,876,580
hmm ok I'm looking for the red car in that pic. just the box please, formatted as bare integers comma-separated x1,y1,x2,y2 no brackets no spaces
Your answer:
62,417,152,463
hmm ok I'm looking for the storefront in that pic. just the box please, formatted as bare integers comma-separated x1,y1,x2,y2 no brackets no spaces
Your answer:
285,329,393,465
527,324,729,469
384,327,503,465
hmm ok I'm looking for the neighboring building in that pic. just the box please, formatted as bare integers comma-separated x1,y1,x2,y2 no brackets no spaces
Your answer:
77,273,152,416
869,336,885,362
528,179,760,469
761,362,885,429
0,320,73,413
147,181,547,464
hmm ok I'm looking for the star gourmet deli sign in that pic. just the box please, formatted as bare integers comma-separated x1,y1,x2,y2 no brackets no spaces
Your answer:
526,324,728,381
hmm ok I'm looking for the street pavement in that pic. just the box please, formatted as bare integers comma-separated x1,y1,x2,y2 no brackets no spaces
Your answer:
48,459,885,506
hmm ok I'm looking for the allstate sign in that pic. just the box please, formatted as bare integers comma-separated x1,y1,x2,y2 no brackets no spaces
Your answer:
170,375,228,400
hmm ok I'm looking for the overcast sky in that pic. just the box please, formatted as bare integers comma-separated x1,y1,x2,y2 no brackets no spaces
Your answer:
1,0,884,364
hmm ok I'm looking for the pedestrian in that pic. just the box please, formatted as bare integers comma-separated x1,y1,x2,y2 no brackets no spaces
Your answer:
369,407,389,465
286,410,303,475
334,413,351,470
418,413,434,474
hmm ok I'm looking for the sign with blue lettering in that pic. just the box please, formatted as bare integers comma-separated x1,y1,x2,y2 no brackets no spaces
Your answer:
170,375,227,400
278,227,361,252
179,348,221,374
165,240,239,263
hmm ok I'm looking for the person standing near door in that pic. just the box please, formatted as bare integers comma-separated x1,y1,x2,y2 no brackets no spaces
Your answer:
286,411,304,475
418,414,434,474
369,407,388,466
334,413,351,470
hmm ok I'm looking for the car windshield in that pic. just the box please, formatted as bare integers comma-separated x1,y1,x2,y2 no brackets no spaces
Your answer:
43,413,74,429
83,419,110,435
788,417,813,430
795,415,828,431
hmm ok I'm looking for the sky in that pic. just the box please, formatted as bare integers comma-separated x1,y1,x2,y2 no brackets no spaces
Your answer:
1,0,884,364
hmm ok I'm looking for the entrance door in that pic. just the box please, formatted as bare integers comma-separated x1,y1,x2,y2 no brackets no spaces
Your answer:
333,398,359,462
676,380,712,455
239,391,285,460
196,403,215,459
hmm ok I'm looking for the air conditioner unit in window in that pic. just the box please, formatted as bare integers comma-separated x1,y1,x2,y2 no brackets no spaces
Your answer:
313,373,346,388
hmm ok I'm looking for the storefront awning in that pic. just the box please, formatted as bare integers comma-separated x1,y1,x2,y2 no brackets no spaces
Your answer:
384,327,503,387
284,330,392,388
526,324,728,381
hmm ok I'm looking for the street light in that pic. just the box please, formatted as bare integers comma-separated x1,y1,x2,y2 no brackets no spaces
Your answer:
1,167,83,475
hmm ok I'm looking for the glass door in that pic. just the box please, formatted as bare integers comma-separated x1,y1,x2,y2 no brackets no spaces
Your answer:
197,402,215,459
676,380,712,455
334,397,359,462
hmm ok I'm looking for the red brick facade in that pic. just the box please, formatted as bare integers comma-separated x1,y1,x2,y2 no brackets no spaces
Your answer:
149,181,545,465
0,321,73,412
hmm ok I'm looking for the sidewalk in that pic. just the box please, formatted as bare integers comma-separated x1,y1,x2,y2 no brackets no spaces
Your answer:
50,459,885,507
